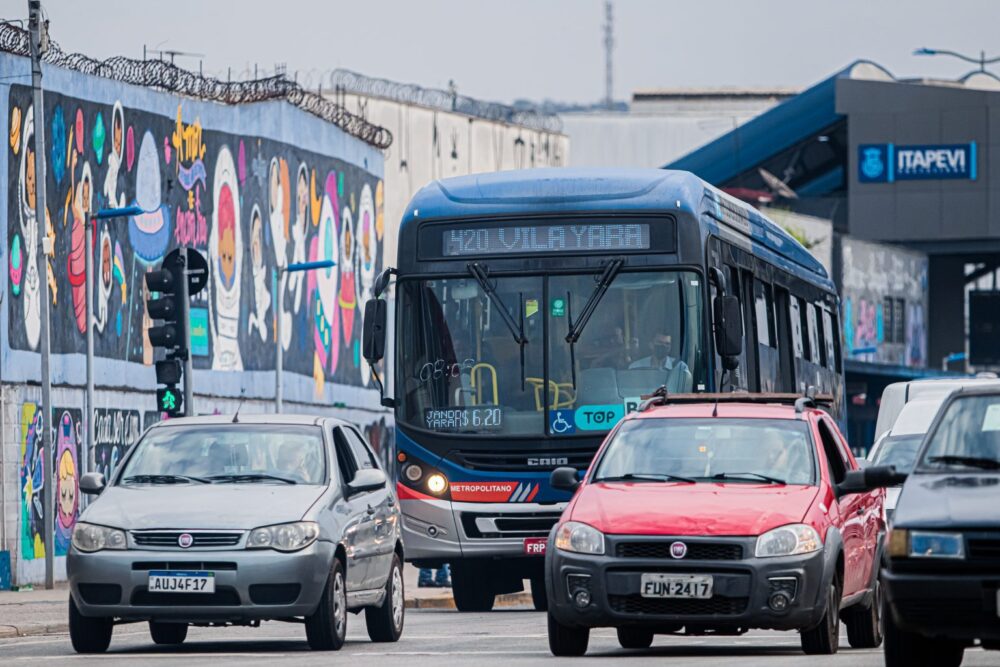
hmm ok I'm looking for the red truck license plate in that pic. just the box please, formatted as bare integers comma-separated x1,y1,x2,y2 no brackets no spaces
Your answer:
523,538,547,555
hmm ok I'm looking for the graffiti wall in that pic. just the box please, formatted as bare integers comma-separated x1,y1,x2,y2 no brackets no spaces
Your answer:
841,237,928,367
18,403,82,560
5,82,384,397
93,407,142,480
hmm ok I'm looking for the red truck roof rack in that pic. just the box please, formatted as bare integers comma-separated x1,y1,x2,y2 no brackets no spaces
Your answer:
639,386,835,413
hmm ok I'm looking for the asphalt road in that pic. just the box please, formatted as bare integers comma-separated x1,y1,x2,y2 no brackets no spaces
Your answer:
0,605,993,666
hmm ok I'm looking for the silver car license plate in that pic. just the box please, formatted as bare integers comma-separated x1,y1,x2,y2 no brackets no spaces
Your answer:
148,570,215,594
640,573,713,599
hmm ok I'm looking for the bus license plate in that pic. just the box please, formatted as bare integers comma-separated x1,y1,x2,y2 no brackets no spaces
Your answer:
640,574,712,599
148,570,215,594
523,538,547,556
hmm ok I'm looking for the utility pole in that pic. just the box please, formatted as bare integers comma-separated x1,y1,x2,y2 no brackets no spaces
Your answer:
27,0,54,590
603,1,614,109
182,249,194,415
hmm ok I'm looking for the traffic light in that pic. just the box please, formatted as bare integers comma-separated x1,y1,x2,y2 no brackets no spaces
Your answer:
145,252,188,417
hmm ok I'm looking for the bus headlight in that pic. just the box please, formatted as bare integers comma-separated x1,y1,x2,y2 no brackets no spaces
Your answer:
404,464,423,482
426,473,448,495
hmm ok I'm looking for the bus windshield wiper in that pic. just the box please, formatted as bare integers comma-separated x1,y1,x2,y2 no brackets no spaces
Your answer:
594,472,696,484
711,472,787,485
208,473,298,484
123,474,209,484
564,258,624,390
468,262,528,390
926,455,1000,470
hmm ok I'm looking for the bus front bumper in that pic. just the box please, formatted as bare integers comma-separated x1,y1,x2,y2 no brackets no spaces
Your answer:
401,498,567,565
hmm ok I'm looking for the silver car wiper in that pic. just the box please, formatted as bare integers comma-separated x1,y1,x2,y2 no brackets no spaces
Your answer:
208,473,297,485
122,474,209,484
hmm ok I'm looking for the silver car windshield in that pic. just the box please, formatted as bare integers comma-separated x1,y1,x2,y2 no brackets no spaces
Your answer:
119,425,327,485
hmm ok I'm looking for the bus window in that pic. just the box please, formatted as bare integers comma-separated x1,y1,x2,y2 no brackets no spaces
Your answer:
548,271,704,425
789,296,805,359
822,307,837,371
815,303,828,368
753,278,779,392
806,303,821,366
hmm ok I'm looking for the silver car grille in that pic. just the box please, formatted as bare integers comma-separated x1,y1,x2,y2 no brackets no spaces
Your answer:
132,531,244,548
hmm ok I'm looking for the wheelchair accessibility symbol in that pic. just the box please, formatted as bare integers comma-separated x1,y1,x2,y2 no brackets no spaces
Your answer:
550,409,576,435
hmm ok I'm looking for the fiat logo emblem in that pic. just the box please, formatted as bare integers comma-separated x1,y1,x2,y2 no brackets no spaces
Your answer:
177,533,194,549
670,541,687,559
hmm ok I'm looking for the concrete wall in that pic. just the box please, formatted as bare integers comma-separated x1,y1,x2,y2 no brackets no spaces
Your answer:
840,237,928,368
339,93,569,263
0,52,391,585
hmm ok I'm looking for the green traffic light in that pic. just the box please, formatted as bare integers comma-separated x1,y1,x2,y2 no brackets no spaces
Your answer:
161,390,178,411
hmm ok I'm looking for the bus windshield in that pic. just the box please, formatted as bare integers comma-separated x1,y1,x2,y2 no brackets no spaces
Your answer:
397,270,704,436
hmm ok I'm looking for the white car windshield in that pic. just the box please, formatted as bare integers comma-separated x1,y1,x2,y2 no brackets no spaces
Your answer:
119,425,327,485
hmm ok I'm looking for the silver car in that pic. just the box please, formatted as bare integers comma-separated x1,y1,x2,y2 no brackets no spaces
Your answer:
66,414,404,653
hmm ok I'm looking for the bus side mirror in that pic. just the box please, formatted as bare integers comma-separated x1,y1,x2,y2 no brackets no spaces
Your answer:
713,294,743,367
362,299,387,364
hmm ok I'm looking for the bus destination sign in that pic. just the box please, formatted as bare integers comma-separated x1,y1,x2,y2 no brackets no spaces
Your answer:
442,223,651,257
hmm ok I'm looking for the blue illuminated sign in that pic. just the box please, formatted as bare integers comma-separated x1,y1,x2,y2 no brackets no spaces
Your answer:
859,142,976,183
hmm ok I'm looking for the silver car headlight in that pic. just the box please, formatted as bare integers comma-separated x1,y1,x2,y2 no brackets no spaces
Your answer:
554,521,605,555
247,521,320,552
755,524,822,558
71,522,127,553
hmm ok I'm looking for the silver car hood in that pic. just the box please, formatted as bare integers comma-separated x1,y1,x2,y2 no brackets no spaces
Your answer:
81,484,326,530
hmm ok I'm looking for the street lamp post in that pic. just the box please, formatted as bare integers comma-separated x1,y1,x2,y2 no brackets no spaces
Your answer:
86,206,142,478
914,47,1000,74
275,259,336,413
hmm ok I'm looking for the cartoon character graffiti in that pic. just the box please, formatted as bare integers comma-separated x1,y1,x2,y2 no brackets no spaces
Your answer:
356,184,377,384
19,403,44,560
338,202,357,346
55,411,80,555
128,130,171,264
103,100,126,208
209,146,244,370
67,162,93,334
93,226,114,333
289,163,310,314
310,176,340,392
270,157,292,349
16,105,42,349
247,204,271,342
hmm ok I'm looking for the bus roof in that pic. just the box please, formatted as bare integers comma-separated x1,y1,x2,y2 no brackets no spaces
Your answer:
401,168,830,284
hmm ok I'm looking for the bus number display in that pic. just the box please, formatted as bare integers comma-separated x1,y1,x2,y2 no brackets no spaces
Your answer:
442,223,650,257
425,407,503,432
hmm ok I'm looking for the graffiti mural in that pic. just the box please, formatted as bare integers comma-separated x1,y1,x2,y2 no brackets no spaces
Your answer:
19,404,83,560
7,85,384,392
93,408,142,481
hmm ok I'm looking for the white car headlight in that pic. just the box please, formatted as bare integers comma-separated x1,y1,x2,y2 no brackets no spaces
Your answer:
755,524,822,558
71,522,127,553
554,521,605,555
247,521,320,552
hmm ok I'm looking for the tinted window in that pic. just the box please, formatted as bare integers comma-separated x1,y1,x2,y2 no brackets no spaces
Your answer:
871,435,922,473
343,428,378,470
920,394,1000,470
593,418,816,486
120,425,326,485
333,428,359,483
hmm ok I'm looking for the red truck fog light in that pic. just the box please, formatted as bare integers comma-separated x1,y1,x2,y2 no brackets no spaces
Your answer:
566,574,592,607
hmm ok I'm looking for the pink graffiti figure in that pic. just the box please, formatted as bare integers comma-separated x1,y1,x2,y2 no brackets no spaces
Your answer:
54,411,79,555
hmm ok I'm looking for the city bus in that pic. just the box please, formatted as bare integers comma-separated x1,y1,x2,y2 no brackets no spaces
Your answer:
361,168,844,611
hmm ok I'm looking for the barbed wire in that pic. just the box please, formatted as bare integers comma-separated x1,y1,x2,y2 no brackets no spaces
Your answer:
0,22,393,149
328,69,564,134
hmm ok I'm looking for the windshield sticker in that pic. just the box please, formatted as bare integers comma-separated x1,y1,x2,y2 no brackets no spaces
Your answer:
551,297,566,317
550,409,576,435
624,396,642,413
424,407,503,432
983,404,1000,431
525,299,539,318
575,404,626,431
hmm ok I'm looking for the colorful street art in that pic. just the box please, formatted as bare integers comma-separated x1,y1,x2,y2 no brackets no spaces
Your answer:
18,404,82,560
6,85,384,393
93,408,142,481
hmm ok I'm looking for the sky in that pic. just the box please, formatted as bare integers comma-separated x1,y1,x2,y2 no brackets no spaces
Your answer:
4,0,999,105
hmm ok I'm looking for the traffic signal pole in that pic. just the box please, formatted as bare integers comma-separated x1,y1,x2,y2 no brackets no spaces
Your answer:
28,0,54,590
182,248,194,415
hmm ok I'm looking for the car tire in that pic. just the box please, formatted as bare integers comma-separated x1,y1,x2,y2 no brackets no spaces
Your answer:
801,577,841,655
365,553,405,642
844,577,883,649
617,627,654,649
69,596,113,654
884,605,964,667
451,564,495,612
149,621,188,645
530,576,548,611
547,610,589,656
305,558,348,651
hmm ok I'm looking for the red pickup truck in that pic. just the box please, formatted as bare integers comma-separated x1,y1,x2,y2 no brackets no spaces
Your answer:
545,394,885,656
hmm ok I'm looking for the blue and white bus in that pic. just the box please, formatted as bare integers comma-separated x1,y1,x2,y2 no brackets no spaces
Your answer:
362,168,844,611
